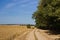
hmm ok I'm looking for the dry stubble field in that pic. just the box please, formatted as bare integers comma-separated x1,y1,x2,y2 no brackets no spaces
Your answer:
0,25,30,40
0,25,60,40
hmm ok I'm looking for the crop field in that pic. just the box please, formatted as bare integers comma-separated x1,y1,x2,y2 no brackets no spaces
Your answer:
0,25,29,40
0,25,59,40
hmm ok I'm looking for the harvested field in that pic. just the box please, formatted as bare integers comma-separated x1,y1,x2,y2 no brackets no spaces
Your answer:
0,25,60,40
0,25,29,40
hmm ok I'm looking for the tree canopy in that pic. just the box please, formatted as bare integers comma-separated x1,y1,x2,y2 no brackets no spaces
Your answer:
32,0,60,30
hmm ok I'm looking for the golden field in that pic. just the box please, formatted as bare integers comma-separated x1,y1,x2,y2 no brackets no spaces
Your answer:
0,25,29,40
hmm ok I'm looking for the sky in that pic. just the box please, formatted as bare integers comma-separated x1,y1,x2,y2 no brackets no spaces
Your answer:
0,0,38,24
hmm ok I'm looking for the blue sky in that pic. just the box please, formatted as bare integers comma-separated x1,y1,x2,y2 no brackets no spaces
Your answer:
0,0,38,24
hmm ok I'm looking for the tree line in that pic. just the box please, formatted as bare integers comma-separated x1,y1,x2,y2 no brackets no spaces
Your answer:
32,0,60,32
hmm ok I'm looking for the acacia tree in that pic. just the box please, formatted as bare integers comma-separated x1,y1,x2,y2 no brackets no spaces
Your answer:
32,0,60,30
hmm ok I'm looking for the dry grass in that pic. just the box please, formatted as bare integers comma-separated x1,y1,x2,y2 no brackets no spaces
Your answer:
0,25,28,40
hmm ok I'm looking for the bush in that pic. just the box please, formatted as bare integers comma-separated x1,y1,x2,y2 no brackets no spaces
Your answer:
27,24,31,28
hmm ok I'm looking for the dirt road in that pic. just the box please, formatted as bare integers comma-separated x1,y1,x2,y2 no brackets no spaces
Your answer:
13,29,53,40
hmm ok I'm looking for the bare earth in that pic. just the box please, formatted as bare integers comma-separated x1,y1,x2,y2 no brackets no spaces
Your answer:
13,29,54,40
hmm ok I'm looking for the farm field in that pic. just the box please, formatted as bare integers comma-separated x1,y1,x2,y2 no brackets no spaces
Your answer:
0,25,33,40
0,25,60,40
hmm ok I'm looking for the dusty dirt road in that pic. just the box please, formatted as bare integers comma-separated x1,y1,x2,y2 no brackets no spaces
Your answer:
13,29,53,40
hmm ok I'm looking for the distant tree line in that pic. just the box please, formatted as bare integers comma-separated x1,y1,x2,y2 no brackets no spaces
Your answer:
32,0,60,32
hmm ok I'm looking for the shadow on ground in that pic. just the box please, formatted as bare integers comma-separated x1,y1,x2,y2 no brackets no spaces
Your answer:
37,26,60,35
45,30,60,35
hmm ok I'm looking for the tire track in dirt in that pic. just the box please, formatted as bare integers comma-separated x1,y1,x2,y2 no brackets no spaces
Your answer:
13,29,54,40
38,29,54,40
13,29,33,40
35,29,54,40
25,29,36,40
34,29,38,40
35,29,48,40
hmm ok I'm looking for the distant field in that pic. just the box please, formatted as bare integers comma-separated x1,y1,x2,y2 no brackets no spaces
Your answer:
0,25,29,40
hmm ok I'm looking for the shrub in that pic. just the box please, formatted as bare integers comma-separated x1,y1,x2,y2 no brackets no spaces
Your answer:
27,24,31,28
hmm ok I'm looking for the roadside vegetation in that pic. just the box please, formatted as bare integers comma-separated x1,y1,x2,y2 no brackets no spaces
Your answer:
32,0,60,34
27,24,31,28
27,24,35,29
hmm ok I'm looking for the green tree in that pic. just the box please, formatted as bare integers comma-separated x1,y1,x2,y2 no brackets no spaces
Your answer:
32,0,60,30
27,24,31,28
